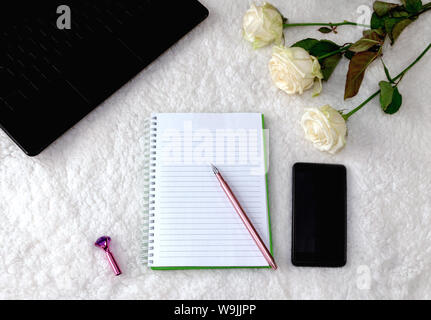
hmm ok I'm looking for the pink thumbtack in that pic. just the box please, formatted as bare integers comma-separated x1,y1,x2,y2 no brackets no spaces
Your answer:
95,236,122,276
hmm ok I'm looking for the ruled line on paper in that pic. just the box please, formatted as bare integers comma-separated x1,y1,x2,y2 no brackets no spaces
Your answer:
159,255,264,258
158,186,261,194
157,213,261,218
158,230,266,236
158,222,263,225
157,207,261,211
158,187,261,190
158,206,262,209
159,244,258,247
159,238,257,241
157,210,262,214
158,165,263,169
157,201,262,205
160,249,260,253
158,195,260,199
158,176,261,180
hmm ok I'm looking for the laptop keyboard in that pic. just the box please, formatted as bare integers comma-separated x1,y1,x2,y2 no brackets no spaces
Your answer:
0,0,153,111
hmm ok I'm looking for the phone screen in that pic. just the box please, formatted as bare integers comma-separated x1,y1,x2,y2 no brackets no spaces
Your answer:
292,162,347,267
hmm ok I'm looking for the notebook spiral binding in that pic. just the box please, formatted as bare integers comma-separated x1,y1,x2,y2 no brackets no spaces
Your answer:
141,115,157,266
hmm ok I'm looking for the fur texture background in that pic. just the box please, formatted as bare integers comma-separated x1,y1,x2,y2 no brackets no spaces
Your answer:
1,0,430,299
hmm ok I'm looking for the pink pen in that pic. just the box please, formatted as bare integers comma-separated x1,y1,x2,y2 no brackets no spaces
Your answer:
210,164,277,270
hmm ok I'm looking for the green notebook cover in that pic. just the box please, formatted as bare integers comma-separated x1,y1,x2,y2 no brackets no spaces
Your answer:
150,114,272,270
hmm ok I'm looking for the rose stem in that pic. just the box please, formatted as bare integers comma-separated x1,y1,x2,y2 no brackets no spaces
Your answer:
419,2,431,14
317,44,353,61
342,42,431,120
283,2,430,30
283,21,370,28
283,2,431,29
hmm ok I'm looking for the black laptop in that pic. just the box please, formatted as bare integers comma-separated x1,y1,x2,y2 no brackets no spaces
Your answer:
0,0,208,156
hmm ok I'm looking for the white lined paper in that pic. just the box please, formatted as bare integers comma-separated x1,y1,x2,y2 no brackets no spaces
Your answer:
149,113,270,267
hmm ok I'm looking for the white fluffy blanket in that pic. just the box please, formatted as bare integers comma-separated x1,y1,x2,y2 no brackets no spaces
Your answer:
1,0,431,299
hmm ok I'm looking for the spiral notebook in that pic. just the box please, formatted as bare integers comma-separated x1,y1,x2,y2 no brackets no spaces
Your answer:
142,113,272,269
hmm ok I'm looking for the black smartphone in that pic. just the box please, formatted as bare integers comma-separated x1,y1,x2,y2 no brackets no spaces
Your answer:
292,162,347,267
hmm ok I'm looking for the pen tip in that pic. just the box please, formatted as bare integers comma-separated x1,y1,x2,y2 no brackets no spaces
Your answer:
209,163,219,175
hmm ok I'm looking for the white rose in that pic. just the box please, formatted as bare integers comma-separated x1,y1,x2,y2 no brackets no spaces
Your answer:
301,105,347,154
242,2,284,49
269,45,323,96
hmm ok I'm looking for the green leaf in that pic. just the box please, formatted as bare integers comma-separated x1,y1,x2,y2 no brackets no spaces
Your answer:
291,38,320,51
344,51,380,99
379,81,394,109
318,27,332,33
392,9,410,17
320,53,343,81
379,81,403,114
384,16,411,44
383,87,403,114
401,0,423,13
391,18,413,44
308,40,340,57
371,12,385,29
349,38,381,52
373,1,399,16
384,17,400,36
